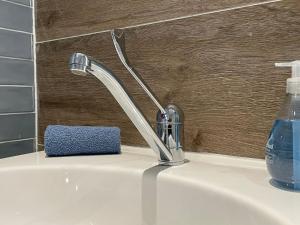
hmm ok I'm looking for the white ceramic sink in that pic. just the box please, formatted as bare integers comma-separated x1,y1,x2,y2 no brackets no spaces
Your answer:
0,146,299,225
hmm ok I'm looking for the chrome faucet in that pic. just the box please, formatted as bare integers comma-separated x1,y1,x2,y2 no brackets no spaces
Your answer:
68,29,185,166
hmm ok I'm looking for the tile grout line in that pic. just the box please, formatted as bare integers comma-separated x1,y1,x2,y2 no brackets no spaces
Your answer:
0,112,35,116
0,138,34,145
0,26,32,35
32,0,38,152
0,55,33,62
37,29,110,44
0,85,33,87
0,0,32,8
123,0,282,30
36,0,282,44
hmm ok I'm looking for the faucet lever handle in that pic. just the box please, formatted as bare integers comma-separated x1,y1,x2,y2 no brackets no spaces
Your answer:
111,29,166,115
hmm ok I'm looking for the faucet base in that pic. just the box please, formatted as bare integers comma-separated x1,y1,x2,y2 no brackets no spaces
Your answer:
159,159,185,166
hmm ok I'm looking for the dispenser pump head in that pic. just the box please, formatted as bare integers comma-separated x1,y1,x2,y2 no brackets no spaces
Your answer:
275,60,300,94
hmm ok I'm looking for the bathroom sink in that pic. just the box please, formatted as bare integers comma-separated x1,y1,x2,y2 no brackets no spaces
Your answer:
0,146,298,225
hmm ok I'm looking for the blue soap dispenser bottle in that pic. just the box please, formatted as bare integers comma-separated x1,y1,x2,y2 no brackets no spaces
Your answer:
266,60,300,190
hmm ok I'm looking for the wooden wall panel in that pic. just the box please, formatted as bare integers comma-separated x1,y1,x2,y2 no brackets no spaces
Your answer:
36,0,267,41
37,0,300,158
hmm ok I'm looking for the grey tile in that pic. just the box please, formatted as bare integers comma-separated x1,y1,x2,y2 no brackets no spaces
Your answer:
0,86,34,113
0,29,32,59
0,58,34,85
0,113,35,142
0,139,34,158
8,0,31,6
0,1,32,33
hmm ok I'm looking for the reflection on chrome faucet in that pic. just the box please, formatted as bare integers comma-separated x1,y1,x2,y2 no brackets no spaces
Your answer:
68,30,185,166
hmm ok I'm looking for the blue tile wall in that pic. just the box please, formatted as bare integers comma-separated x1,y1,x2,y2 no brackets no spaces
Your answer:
0,1,32,32
0,113,35,141
0,87,34,113
0,30,32,59
0,139,34,158
0,0,35,157
0,58,34,85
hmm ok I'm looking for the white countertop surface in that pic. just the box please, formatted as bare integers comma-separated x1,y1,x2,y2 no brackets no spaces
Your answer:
0,145,298,225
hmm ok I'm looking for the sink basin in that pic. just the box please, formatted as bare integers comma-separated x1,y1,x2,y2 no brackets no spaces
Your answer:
0,146,298,225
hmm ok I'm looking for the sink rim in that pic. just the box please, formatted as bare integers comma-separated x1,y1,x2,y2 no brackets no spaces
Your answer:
0,145,298,225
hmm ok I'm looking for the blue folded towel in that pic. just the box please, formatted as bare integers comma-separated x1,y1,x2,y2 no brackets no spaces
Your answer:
44,125,121,156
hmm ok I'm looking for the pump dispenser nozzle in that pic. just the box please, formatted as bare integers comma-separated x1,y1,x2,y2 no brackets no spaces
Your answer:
275,60,300,94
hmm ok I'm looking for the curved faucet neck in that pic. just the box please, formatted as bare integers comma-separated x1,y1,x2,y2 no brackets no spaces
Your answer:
69,53,185,165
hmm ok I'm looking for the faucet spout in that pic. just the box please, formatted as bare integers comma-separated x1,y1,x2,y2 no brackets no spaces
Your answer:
69,53,185,165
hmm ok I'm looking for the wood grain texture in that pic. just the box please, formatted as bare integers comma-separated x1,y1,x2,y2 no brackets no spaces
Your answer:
37,0,300,158
36,0,267,41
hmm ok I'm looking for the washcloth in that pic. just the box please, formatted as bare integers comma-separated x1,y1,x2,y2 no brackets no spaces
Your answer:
44,125,120,156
